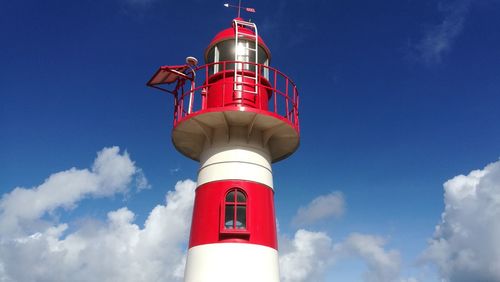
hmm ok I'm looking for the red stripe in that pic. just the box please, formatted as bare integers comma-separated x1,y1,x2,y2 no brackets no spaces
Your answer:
188,180,278,249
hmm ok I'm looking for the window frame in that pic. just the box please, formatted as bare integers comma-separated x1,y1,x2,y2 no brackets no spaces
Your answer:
220,187,250,237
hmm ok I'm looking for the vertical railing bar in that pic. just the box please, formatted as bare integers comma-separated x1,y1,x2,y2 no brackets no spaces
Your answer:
188,79,195,114
201,65,205,110
183,84,187,118
204,64,209,110
173,96,178,126
293,85,298,124
179,84,182,118
182,92,185,118
223,61,226,107
285,77,289,120
291,86,295,125
257,64,261,109
273,70,277,114
296,95,300,132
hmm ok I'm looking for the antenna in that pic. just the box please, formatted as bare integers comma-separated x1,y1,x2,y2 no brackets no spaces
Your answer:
238,0,242,18
223,1,256,18
186,56,198,67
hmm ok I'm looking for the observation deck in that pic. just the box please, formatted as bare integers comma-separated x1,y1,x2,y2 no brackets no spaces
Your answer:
147,60,300,163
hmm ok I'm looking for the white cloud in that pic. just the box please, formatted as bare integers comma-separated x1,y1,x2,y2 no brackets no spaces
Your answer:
416,0,472,64
291,192,344,227
279,229,335,282
421,159,500,282
335,233,401,282
135,168,151,191
0,146,147,237
0,179,196,282
279,230,403,282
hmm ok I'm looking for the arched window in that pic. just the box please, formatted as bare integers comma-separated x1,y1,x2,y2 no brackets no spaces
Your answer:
224,188,247,230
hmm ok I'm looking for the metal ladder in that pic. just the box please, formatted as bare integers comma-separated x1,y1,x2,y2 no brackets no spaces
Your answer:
233,19,259,95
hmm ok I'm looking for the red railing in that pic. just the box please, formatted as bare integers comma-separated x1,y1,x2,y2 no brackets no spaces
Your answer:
172,61,299,133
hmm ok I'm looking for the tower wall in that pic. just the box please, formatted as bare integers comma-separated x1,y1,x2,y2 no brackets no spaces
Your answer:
197,126,273,188
184,243,279,282
184,125,279,282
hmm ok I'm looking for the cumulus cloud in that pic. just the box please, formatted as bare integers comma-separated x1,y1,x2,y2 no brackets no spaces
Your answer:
279,229,335,282
335,233,401,282
0,179,196,282
415,0,472,64
291,192,344,227
279,230,402,282
0,146,148,237
282,191,404,282
421,159,500,282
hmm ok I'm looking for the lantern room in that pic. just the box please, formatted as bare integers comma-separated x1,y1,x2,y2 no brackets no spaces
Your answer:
147,18,300,163
203,18,272,109
205,18,271,74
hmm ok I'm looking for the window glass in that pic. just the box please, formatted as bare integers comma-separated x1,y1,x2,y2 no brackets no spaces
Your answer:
226,191,235,202
225,205,234,229
236,206,246,229
224,188,247,231
236,191,246,203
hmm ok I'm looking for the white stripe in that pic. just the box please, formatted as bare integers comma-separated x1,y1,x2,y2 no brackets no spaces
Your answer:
184,243,279,282
197,145,273,189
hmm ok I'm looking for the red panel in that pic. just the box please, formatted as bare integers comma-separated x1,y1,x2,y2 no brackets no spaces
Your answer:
188,180,278,250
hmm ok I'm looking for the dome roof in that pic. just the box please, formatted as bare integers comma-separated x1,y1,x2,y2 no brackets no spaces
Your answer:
204,18,271,61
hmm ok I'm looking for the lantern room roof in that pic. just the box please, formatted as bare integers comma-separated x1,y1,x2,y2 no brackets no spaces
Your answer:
204,18,271,61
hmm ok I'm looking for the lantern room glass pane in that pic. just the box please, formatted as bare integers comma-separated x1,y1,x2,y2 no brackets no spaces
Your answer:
217,40,235,71
207,40,269,75
207,47,215,64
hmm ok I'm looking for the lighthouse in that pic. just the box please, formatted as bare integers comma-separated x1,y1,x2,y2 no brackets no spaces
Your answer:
147,15,300,282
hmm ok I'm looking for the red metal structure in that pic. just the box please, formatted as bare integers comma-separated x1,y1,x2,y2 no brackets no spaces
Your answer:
147,17,300,282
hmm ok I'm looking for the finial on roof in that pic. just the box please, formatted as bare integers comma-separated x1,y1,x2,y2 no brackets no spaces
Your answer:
223,1,256,19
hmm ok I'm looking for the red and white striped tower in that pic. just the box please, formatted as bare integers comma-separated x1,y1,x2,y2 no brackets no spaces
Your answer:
147,16,300,282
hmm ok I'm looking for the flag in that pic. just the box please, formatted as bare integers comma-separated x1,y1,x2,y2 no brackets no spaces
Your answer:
245,7,256,13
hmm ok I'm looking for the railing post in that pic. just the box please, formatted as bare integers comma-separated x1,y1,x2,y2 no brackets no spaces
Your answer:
273,70,277,114
296,95,300,131
180,90,184,119
173,96,178,126
294,86,298,127
285,77,289,120
188,80,195,114
204,64,209,110
257,64,261,109
223,61,226,107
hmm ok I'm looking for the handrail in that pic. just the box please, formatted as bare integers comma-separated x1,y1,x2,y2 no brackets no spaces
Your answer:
173,61,300,134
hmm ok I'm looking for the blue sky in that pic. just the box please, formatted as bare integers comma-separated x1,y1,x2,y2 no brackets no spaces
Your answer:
1,0,500,281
